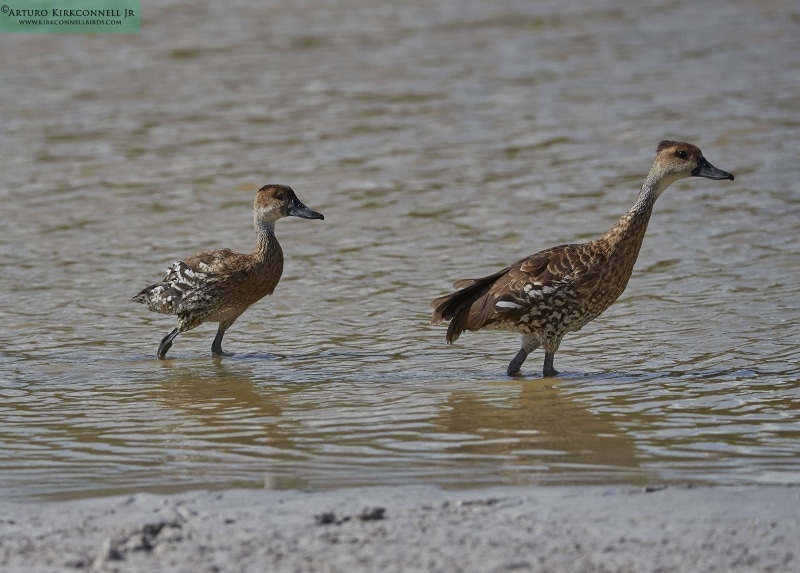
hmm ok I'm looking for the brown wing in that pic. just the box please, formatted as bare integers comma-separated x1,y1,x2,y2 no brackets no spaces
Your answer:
431,243,598,343
132,248,242,314
182,248,242,275
470,252,553,324
184,247,275,281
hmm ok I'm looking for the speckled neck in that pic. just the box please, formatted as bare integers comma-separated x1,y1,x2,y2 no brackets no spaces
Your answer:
254,220,278,258
602,180,660,253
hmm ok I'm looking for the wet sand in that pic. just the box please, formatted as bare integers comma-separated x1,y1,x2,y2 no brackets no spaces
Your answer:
2,486,798,572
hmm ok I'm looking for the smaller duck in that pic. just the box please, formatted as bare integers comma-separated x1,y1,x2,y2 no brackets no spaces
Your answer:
132,184,324,359
431,141,734,377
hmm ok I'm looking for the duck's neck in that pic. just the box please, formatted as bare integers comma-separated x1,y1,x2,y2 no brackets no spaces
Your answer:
253,219,280,260
602,169,673,252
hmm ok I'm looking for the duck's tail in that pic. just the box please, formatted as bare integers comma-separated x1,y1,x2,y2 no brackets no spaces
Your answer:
131,283,181,315
430,273,502,344
130,289,150,305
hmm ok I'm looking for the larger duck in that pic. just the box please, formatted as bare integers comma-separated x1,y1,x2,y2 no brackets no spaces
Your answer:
431,141,734,377
132,184,324,358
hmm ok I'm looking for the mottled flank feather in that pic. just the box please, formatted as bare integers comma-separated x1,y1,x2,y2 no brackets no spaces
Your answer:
131,185,323,359
131,260,216,315
431,141,734,377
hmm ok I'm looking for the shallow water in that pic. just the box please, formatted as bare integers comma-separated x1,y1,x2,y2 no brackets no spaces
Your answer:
1,0,799,501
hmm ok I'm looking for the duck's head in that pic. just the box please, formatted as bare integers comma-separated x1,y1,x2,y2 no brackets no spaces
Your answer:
649,141,734,194
254,184,324,224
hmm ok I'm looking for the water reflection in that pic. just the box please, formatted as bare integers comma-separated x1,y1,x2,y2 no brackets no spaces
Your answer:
154,358,311,489
432,379,642,486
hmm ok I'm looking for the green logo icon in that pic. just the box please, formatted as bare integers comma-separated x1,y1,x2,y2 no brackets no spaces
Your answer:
1,0,140,34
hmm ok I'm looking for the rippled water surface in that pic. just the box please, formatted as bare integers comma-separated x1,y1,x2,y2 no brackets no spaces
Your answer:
1,0,799,501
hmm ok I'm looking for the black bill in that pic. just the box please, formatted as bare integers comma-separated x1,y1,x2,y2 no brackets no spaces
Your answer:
692,156,735,181
288,197,324,220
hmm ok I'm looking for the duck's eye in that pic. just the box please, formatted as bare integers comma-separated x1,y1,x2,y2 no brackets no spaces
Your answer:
275,192,285,200
676,150,687,160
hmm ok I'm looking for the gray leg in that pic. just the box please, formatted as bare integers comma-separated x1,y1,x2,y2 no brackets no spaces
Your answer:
158,328,179,359
211,324,227,355
211,316,240,355
507,334,539,376
507,348,529,376
542,352,559,377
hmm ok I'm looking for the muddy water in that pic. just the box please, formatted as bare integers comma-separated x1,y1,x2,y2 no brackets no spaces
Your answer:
1,0,799,500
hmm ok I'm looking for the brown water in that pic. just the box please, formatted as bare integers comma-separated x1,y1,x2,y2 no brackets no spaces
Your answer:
1,0,799,501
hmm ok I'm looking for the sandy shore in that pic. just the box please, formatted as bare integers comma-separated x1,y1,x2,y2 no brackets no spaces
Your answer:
2,485,798,572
